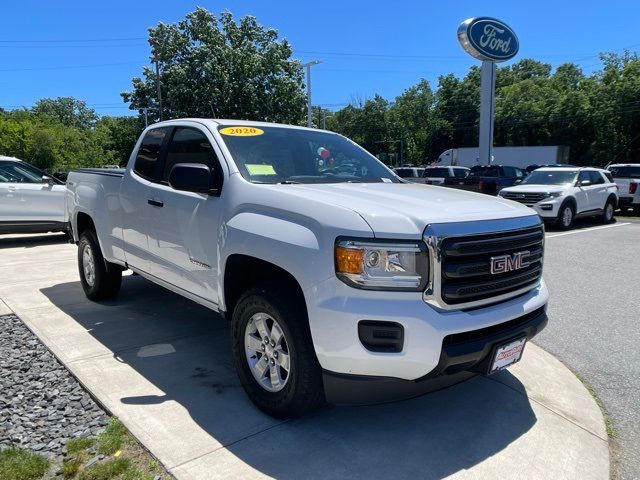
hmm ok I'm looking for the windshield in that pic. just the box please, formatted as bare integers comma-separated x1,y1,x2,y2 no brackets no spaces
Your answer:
469,166,499,177
609,166,640,178
521,170,578,186
0,161,45,183
395,168,417,178
218,126,398,184
423,167,450,177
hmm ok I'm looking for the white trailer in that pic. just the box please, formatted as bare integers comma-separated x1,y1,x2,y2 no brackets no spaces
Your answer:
437,146,570,169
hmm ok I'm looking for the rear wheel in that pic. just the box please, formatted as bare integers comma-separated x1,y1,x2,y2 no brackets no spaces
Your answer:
558,203,574,230
231,285,324,418
78,230,122,300
601,199,615,224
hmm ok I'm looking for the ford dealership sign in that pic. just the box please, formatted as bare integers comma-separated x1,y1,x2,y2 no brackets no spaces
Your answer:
457,17,519,62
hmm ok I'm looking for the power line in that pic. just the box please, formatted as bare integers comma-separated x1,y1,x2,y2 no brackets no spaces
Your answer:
0,37,146,43
0,61,142,72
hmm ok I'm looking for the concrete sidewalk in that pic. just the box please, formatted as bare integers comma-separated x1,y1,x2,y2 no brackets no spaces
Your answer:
0,234,609,479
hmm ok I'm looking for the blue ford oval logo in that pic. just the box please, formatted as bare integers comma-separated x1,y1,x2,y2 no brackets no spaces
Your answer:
458,17,519,62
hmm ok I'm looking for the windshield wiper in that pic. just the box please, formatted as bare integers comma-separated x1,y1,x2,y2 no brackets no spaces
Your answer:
278,180,301,184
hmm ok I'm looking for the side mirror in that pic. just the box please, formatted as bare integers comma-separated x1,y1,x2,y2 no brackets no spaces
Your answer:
514,179,522,185
42,175,54,186
168,163,218,195
579,180,592,187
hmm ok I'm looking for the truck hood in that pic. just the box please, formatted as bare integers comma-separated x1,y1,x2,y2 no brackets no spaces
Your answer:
273,182,536,238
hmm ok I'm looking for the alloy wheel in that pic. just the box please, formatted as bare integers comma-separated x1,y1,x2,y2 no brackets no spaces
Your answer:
82,244,96,287
244,312,291,392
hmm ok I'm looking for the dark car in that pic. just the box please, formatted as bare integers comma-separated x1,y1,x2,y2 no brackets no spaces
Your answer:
443,165,527,195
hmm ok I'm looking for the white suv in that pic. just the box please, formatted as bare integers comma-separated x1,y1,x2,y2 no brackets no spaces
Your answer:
498,167,618,229
0,156,67,235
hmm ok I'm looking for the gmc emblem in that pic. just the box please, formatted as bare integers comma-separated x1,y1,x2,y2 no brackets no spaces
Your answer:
490,251,530,274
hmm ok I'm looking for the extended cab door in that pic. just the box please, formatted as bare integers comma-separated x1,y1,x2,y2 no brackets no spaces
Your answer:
145,125,225,305
120,127,171,272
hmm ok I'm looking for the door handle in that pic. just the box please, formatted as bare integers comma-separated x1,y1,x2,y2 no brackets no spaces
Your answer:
147,198,164,207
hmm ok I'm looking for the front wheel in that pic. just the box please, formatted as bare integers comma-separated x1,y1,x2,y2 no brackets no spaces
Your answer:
558,203,574,230
601,200,615,224
78,230,122,300
231,285,324,418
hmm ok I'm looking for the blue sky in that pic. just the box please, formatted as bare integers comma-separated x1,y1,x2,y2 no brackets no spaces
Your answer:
1,1,637,116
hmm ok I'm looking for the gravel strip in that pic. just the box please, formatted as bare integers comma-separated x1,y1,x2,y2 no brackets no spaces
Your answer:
0,314,109,456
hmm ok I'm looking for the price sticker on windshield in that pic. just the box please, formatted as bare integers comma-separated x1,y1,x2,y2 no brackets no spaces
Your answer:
219,127,264,137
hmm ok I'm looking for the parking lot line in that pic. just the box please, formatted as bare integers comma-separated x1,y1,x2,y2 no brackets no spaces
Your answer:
545,222,631,238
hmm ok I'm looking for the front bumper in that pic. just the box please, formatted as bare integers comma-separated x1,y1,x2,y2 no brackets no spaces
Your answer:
323,305,547,405
305,276,549,381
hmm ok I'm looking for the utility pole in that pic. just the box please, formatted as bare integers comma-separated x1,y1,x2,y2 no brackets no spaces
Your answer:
302,60,321,128
142,107,149,127
155,59,163,121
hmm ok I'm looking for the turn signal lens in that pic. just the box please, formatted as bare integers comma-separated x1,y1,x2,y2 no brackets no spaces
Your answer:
335,246,364,274
630,182,637,194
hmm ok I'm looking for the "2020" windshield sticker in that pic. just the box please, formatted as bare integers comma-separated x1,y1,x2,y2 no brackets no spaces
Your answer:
219,127,264,137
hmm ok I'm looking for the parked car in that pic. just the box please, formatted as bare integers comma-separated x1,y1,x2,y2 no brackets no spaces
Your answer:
67,119,548,418
421,166,469,185
607,164,640,213
393,166,425,181
443,165,527,195
0,156,67,235
498,167,618,229
525,163,576,174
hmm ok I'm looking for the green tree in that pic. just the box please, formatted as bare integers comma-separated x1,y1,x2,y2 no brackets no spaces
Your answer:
122,8,306,124
96,116,144,166
32,97,98,130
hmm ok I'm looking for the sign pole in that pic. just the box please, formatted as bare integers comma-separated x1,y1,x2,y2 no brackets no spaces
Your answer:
457,17,519,166
479,60,496,164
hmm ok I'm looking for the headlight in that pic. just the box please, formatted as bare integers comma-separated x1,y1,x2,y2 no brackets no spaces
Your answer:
546,192,563,198
335,239,429,291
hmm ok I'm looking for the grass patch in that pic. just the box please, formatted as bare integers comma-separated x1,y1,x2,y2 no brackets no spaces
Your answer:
62,456,84,478
78,457,131,480
66,437,96,455
573,371,617,438
0,447,50,480
97,418,129,455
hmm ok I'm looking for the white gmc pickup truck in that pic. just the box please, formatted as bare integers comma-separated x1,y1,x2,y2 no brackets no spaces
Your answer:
66,119,548,418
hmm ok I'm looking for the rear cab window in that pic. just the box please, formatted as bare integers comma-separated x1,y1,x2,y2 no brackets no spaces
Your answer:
423,167,451,178
134,128,170,181
609,166,640,178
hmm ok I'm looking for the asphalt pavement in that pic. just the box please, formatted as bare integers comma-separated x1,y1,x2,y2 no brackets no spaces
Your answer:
537,216,640,479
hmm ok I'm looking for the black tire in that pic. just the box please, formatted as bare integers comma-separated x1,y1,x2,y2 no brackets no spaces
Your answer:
557,203,574,230
78,229,122,301
231,285,324,418
601,199,615,224
634,205,640,216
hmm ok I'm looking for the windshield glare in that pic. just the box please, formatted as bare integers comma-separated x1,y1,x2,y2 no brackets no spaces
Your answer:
218,126,398,184
521,170,578,186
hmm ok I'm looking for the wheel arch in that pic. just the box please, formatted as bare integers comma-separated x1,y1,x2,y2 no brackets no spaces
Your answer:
223,254,307,320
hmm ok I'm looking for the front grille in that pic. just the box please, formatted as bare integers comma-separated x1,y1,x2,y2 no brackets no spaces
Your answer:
501,191,548,205
439,225,544,305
